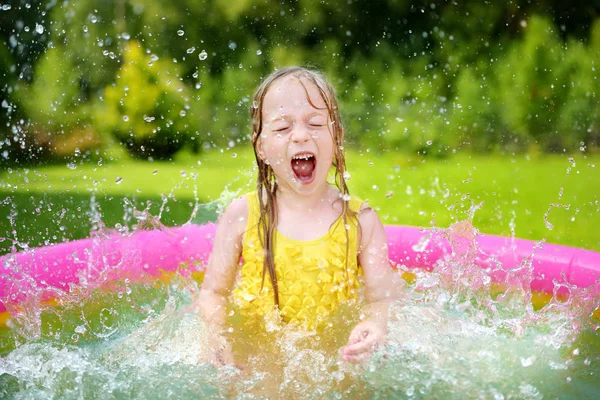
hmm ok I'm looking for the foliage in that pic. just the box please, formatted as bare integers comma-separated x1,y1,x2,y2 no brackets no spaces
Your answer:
4,46,101,165
449,66,499,152
1,1,600,162
95,41,195,160
203,43,263,149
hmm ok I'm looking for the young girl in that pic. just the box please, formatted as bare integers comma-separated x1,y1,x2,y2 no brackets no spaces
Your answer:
196,66,403,367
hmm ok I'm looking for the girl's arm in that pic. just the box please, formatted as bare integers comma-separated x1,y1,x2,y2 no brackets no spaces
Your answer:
342,204,404,362
193,197,247,365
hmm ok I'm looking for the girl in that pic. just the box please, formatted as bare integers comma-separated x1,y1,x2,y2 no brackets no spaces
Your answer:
196,66,403,367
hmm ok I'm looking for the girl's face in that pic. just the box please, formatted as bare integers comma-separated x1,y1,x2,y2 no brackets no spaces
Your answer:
258,76,335,196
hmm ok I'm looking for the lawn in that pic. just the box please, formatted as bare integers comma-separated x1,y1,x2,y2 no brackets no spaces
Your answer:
1,149,599,255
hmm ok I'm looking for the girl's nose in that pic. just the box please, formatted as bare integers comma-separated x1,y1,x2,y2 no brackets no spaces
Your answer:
291,126,311,143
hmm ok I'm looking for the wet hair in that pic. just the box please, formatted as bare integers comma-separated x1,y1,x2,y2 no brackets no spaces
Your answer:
250,66,355,307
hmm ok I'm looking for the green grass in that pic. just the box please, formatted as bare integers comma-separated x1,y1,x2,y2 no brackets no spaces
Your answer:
346,151,600,251
1,149,599,254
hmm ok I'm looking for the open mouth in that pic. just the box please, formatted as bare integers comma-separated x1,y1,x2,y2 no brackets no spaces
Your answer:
291,152,316,183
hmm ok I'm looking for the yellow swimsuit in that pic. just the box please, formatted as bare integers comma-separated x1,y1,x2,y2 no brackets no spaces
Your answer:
232,192,363,330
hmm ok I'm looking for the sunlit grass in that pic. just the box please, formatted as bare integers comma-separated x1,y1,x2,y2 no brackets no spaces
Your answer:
1,149,598,253
346,150,600,251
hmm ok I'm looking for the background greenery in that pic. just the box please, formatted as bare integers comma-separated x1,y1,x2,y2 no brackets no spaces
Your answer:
0,0,599,254
2,0,600,163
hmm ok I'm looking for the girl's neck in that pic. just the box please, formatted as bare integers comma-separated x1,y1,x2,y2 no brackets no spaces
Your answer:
275,183,337,211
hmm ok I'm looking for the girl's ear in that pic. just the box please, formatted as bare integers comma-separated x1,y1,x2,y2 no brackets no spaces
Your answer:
255,132,267,161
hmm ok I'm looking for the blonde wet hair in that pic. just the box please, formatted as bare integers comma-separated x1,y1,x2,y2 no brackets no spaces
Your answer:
250,66,356,307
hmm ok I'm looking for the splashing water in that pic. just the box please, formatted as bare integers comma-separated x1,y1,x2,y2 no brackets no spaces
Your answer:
0,211,599,399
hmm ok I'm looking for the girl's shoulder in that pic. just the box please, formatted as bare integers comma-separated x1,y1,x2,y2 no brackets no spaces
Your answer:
220,195,250,231
241,191,260,216
355,199,385,248
226,194,249,215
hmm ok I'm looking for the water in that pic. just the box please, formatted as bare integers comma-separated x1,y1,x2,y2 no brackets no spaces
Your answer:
1,219,598,398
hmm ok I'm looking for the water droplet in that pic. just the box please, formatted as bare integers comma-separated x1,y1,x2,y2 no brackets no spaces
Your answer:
90,14,98,23
153,169,158,175
179,110,186,117
115,177,123,184
228,41,237,50
35,24,44,34
66,163,76,170
343,171,351,181
177,30,185,36
121,32,130,40
198,50,208,60
232,153,238,158
342,194,351,201
386,191,394,198
123,115,129,122
186,47,196,54
426,140,433,146
195,83,201,89
520,356,536,367
256,49,262,55
372,185,379,191
180,170,187,177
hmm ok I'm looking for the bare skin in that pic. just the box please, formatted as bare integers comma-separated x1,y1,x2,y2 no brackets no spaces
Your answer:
196,76,403,366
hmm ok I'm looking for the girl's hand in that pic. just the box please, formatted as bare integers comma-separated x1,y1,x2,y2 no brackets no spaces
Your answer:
341,319,386,363
208,334,244,370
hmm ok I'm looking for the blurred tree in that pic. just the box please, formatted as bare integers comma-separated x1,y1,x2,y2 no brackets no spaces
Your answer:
581,19,600,149
15,46,100,160
494,16,578,152
450,67,500,152
95,41,194,160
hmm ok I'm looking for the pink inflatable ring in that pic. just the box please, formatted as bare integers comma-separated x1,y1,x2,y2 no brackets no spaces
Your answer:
1,224,599,327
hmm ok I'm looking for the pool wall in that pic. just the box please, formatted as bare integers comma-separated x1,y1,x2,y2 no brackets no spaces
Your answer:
1,224,599,326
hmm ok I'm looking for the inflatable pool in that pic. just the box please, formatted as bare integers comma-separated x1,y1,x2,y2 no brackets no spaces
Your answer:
2,223,599,327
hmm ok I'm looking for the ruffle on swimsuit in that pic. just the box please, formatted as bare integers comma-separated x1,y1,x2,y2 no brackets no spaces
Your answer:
232,191,363,330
